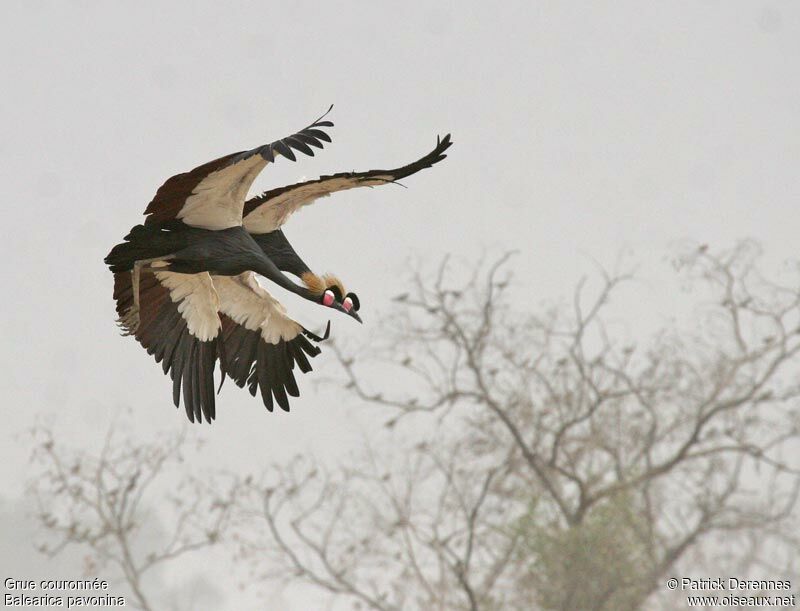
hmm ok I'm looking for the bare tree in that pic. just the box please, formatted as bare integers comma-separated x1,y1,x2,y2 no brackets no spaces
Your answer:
232,242,800,610
28,243,799,610
28,416,240,611
232,440,521,610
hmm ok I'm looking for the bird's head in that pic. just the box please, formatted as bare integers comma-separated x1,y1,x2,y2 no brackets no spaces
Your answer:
302,272,362,323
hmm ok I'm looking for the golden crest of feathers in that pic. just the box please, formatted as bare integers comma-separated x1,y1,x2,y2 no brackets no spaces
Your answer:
301,272,347,298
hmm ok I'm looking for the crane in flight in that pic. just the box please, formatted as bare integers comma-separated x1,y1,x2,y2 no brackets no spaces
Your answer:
105,108,452,422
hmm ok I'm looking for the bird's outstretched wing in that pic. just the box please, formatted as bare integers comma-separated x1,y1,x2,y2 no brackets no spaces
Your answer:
143,107,335,230
214,273,328,412
113,270,223,423
242,134,453,233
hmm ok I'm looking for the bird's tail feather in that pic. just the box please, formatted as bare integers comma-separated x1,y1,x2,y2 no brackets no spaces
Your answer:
104,224,186,273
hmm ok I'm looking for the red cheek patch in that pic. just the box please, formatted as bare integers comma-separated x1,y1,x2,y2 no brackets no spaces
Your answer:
323,292,335,307
343,297,353,312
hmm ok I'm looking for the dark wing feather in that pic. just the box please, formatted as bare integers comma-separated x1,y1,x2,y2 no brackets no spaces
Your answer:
220,315,324,413
113,271,222,423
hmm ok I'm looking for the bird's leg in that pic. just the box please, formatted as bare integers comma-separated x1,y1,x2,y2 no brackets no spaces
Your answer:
117,257,171,336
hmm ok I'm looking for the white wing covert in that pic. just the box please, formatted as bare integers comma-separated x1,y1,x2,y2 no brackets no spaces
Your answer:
142,107,335,230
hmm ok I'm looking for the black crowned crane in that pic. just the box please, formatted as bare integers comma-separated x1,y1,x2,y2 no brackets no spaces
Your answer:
106,109,452,423
106,108,354,422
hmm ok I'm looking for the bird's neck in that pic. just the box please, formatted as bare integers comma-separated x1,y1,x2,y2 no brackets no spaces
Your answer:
254,255,316,302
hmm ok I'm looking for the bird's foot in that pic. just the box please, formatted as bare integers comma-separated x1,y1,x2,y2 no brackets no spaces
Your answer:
116,305,140,336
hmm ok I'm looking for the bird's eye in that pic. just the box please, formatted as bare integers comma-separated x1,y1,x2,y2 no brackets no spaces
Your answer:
322,290,335,307
344,292,360,312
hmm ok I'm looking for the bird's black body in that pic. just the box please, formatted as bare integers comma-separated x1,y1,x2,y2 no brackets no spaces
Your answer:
106,222,195,271
106,223,283,279
155,226,268,276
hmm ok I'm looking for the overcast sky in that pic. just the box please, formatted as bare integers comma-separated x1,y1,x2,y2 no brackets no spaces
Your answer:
1,1,798,608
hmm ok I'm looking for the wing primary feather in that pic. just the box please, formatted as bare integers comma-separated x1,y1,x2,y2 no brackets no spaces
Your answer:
182,340,196,422
191,342,202,423
303,320,331,342
288,341,313,373
281,343,300,398
257,343,274,411
247,367,258,397
215,336,227,395
223,320,258,388
161,312,186,374
309,104,334,126
260,145,275,163
198,343,209,422
266,344,290,411
302,128,332,143
200,342,216,422
272,140,296,162
148,305,178,361
171,327,189,407
285,136,315,157
237,332,259,387
173,368,183,410
221,323,247,373
294,133,324,149
295,334,322,358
